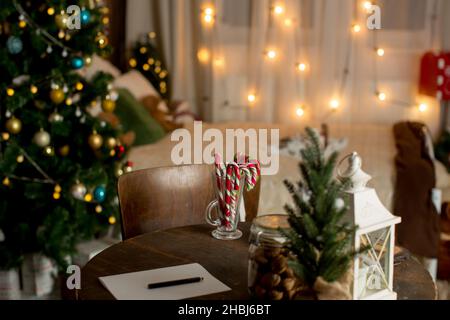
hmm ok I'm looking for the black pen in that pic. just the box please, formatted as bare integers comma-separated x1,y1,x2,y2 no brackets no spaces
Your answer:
147,277,204,289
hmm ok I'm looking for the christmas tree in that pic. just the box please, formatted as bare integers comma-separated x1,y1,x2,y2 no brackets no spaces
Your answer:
283,128,364,292
127,33,171,101
0,0,128,270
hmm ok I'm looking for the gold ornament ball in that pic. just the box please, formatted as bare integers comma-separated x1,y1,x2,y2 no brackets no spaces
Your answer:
55,14,68,29
105,137,117,149
6,117,22,134
101,99,116,113
50,88,65,104
88,132,103,150
59,145,70,157
33,129,51,148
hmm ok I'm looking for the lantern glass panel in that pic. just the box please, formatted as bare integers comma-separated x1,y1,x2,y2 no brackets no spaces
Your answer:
357,227,392,299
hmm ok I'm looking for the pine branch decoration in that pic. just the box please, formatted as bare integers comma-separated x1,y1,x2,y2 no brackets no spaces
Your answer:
283,127,365,288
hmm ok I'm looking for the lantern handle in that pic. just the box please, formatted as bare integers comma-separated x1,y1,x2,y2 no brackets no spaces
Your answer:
337,152,361,178
337,152,372,191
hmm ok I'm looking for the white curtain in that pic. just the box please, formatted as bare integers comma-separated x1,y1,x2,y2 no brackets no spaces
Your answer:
126,0,446,135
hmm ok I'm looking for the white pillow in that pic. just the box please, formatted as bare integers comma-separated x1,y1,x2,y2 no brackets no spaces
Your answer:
83,55,122,79
114,70,170,113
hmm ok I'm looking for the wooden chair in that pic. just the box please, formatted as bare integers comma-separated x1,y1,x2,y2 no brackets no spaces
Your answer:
117,164,261,240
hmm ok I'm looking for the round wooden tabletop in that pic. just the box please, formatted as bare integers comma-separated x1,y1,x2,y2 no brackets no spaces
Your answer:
80,223,436,300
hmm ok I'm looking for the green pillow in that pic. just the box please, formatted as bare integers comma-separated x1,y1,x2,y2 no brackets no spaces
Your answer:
114,88,166,146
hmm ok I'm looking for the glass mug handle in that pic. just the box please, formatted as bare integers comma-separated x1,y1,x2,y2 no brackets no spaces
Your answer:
205,200,221,226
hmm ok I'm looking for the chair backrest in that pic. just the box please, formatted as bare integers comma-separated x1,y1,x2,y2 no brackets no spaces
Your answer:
117,164,261,240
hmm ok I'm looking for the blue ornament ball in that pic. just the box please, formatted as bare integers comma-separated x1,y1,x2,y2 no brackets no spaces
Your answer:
93,186,106,203
80,10,91,25
7,36,23,55
71,56,85,69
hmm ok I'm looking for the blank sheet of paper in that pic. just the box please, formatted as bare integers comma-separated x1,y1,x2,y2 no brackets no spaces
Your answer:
98,263,231,300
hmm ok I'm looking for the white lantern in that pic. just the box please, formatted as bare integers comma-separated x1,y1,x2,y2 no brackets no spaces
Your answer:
338,152,401,300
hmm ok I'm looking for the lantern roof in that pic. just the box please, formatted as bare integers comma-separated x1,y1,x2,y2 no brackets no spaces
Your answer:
345,187,401,232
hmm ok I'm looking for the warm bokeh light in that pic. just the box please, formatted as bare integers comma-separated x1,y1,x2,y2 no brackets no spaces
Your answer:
265,49,277,60
297,62,307,72
248,93,257,103
284,18,294,27
197,48,211,64
363,1,373,11
202,5,215,25
273,5,284,15
213,57,225,68
352,24,361,33
376,48,385,57
330,99,340,110
418,103,428,113
296,105,305,117
377,92,386,101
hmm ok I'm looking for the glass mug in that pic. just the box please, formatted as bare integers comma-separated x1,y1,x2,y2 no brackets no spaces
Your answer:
205,175,244,240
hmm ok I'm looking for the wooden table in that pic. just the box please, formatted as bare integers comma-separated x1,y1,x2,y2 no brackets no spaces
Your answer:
80,223,436,300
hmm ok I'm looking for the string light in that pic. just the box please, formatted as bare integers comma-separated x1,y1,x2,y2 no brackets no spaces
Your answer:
129,58,137,68
47,7,55,15
197,48,211,64
16,155,24,163
142,63,150,71
247,93,257,104
202,5,215,25
284,18,294,28
363,1,373,12
377,91,386,101
296,105,305,117
418,103,428,113
6,88,15,97
95,205,103,213
273,4,285,15
296,62,307,72
108,216,116,225
376,48,385,57
213,57,225,68
139,47,148,54
30,85,38,94
265,49,277,60
75,82,84,91
84,193,93,202
2,177,11,187
352,24,361,33
330,99,340,110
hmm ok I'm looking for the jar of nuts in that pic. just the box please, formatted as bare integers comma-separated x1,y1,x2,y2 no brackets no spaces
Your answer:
248,214,306,300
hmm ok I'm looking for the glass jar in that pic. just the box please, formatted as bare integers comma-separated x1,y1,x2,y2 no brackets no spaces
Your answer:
248,214,301,300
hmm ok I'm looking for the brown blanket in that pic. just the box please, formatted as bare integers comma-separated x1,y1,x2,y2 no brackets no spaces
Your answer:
393,122,440,258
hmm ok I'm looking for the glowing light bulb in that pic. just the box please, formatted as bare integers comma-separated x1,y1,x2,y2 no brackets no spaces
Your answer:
273,5,284,15
129,58,137,68
6,88,14,97
330,99,340,110
363,1,373,11
296,105,305,117
247,94,257,103
204,7,214,16
284,18,294,27
266,50,277,60
213,57,225,68
377,92,386,101
352,24,361,33
197,48,211,64
418,103,428,113
202,6,215,25
297,63,307,72
376,48,385,57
